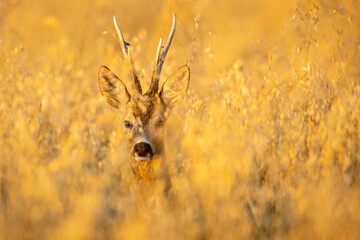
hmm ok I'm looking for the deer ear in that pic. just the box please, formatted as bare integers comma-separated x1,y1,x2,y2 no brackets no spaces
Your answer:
98,66,130,109
160,65,190,107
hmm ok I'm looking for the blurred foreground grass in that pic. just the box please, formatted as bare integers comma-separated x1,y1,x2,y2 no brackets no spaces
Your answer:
0,0,360,239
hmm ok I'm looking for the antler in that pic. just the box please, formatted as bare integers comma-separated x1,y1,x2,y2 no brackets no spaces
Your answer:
113,16,142,94
147,13,177,96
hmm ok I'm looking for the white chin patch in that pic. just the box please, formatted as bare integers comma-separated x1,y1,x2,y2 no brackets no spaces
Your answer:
134,153,151,162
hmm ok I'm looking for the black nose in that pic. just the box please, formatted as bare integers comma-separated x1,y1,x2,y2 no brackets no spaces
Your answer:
134,142,153,157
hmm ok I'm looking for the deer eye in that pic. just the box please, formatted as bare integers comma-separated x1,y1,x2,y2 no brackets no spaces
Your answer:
154,118,164,128
124,120,133,129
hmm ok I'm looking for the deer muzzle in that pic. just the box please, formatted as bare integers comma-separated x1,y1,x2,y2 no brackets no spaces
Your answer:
133,139,154,161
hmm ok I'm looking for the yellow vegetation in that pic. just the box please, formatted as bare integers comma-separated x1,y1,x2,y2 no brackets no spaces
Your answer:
0,0,359,239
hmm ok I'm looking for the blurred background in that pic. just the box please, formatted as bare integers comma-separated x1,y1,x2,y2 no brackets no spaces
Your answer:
0,0,360,239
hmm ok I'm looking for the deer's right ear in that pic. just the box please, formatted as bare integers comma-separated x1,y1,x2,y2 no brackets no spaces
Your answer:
98,66,130,109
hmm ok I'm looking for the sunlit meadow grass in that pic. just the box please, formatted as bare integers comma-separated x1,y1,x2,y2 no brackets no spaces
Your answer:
0,0,359,239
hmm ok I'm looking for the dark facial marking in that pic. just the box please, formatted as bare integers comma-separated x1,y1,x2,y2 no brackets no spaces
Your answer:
130,96,155,125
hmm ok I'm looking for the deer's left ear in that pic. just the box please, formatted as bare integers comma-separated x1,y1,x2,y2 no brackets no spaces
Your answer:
159,65,190,107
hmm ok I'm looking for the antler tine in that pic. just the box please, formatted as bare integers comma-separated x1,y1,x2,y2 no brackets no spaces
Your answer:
155,38,163,67
159,13,177,69
113,16,129,58
113,15,142,94
148,13,177,96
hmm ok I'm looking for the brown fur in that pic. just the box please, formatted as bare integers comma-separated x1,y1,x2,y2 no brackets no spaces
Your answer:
98,16,190,196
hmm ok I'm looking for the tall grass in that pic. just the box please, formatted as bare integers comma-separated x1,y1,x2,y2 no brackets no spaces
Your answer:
0,0,359,239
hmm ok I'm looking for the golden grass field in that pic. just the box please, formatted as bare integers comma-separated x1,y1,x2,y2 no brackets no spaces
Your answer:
1,0,360,239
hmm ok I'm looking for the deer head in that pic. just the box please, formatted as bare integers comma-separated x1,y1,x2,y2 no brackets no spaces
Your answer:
98,15,190,179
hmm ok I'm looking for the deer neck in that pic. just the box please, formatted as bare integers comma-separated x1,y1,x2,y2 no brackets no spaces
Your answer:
130,153,165,183
130,151,171,194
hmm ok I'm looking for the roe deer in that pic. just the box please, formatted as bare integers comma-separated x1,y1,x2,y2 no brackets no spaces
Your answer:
98,14,190,193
